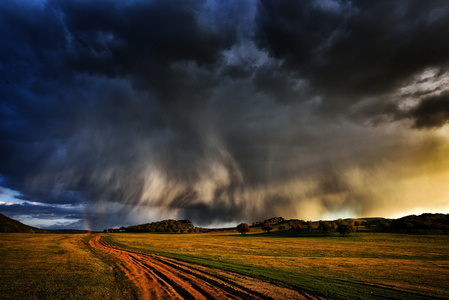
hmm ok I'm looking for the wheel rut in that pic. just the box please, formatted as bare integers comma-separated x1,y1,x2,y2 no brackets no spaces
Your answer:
89,235,327,300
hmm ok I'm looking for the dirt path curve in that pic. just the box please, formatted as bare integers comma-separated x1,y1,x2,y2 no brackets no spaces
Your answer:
89,236,327,300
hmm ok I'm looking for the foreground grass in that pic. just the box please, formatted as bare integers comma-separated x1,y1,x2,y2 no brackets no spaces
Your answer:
0,233,138,300
104,231,449,299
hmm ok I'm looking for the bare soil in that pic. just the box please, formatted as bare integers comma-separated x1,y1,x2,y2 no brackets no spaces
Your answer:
89,236,326,300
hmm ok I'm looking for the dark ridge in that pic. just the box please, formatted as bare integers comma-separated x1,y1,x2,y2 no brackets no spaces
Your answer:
0,213,47,233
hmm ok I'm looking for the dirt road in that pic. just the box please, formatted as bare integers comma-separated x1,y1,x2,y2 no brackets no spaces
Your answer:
89,236,326,300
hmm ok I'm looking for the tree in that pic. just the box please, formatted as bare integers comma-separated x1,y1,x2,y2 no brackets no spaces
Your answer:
306,220,313,232
362,221,371,229
237,223,250,235
335,218,346,226
278,225,286,231
404,222,414,233
337,224,356,236
318,221,334,233
290,221,303,232
353,221,361,229
261,222,273,233
379,221,391,232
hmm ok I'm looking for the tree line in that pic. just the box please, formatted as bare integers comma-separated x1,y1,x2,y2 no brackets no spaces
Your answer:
103,213,449,236
237,213,449,236
379,213,449,234
237,218,357,236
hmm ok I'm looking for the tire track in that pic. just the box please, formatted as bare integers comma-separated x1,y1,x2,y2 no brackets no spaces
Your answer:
147,255,270,299
89,235,326,300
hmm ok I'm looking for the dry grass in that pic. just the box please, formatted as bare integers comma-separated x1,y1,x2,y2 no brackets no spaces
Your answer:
105,231,449,299
1,231,447,299
0,233,137,299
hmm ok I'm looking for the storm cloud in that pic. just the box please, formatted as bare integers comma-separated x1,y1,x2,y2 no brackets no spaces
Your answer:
1,0,449,230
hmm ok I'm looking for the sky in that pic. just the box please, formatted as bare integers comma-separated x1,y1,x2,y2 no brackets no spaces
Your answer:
1,0,449,231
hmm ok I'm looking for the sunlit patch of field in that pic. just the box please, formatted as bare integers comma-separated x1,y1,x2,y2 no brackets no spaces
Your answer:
105,231,449,299
0,234,138,300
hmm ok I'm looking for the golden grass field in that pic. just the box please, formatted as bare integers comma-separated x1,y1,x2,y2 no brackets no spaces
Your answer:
1,230,448,299
104,230,449,299
0,233,137,300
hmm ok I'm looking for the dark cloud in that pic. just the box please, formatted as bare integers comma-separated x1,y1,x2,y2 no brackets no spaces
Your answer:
409,91,449,128
0,200,84,230
1,0,449,230
58,0,237,103
255,0,449,110
0,202,81,218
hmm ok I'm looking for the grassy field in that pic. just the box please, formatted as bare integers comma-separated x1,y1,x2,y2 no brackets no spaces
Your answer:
104,230,449,299
0,233,138,300
1,231,448,299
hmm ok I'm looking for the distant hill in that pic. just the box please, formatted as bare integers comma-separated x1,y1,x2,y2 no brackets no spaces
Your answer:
0,213,47,233
390,213,449,233
104,213,449,234
106,219,203,233
252,217,285,226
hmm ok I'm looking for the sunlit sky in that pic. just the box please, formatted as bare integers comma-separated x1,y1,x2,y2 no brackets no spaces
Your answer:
1,0,449,230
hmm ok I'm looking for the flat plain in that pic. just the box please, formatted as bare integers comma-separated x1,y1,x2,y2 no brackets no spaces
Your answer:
1,230,449,299
104,230,449,299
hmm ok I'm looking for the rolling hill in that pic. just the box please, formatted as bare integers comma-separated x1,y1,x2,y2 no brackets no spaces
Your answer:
0,213,47,233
